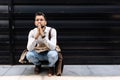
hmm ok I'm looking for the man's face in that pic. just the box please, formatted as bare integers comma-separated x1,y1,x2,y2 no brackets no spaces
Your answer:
34,15,47,28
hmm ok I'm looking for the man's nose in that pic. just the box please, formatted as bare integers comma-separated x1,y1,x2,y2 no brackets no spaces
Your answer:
38,20,41,22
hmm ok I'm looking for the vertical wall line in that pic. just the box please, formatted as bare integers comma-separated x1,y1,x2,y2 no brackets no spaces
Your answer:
8,0,14,64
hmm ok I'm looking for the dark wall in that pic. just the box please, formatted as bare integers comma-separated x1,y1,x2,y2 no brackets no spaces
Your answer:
1,0,120,64
0,1,10,64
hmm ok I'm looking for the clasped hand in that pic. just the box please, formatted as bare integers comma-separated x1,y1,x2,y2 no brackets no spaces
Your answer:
35,24,45,39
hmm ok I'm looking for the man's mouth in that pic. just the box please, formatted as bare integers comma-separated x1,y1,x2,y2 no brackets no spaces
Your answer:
41,26,44,28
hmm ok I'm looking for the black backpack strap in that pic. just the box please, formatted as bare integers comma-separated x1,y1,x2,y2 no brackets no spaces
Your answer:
49,28,52,40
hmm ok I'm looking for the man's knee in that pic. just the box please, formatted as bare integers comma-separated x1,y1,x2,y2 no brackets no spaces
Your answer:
26,51,35,60
47,51,58,58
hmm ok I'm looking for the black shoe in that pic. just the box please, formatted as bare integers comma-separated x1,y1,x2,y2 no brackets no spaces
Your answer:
56,73,61,76
48,67,54,77
34,65,41,74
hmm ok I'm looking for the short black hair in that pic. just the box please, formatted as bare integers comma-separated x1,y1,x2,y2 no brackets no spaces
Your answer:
35,12,46,20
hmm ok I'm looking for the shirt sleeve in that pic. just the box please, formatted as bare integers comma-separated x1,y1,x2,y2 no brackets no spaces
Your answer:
42,28,57,50
27,30,37,51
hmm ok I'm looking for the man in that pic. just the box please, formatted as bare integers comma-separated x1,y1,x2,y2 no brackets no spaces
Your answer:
26,12,58,76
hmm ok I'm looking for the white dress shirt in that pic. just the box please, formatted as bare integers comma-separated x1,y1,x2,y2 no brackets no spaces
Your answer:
27,26,57,51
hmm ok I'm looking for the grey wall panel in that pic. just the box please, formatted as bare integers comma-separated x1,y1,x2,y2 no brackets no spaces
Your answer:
0,0,9,5
14,5,120,13
13,0,120,5
0,4,9,64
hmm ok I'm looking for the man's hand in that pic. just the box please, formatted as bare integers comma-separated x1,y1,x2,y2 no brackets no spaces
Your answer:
34,23,45,40
38,23,44,37
34,28,40,40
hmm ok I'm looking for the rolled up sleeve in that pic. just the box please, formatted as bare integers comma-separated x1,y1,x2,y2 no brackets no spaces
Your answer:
27,30,37,51
42,28,57,50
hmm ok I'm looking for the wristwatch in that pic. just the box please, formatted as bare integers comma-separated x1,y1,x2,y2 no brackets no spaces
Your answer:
42,35,45,38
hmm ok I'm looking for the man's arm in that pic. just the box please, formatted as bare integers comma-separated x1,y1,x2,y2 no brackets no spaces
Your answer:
42,28,57,50
27,29,37,51
27,23,46,51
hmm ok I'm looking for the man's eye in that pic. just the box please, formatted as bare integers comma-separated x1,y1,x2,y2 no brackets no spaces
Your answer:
36,19,44,21
36,19,39,21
